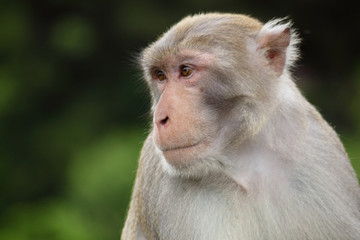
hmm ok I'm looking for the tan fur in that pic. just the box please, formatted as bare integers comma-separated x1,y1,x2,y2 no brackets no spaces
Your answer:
122,13,360,240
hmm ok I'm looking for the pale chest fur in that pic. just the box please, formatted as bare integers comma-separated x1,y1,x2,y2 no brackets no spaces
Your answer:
144,156,357,240
153,178,278,239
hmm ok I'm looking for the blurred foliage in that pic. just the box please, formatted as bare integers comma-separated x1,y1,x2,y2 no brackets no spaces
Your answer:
0,0,359,239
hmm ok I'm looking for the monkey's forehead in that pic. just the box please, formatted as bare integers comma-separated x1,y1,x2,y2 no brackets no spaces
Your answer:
141,13,263,69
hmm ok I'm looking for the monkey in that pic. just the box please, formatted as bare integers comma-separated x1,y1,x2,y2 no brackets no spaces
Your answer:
121,13,360,240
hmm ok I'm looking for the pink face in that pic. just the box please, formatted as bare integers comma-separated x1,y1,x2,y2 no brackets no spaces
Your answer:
150,50,218,166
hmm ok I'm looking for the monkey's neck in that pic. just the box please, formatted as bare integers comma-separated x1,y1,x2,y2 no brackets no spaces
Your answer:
225,82,308,194
224,138,292,195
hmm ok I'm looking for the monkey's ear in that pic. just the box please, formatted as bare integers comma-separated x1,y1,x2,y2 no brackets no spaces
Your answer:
256,19,299,76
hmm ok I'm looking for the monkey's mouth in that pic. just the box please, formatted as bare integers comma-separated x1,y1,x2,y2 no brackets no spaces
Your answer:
161,141,201,152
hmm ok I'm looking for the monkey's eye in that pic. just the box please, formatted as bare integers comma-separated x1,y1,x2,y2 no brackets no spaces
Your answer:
155,70,166,82
180,65,193,77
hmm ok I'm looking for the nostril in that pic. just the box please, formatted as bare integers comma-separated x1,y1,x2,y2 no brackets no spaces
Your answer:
160,116,169,126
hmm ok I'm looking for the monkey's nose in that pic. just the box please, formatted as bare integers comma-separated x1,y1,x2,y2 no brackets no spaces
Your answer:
155,114,170,129
159,116,169,127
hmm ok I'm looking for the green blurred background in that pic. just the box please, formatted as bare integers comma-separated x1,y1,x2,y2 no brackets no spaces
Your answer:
0,0,359,239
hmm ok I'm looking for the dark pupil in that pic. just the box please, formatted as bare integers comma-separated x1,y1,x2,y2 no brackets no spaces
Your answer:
158,72,165,80
182,66,190,75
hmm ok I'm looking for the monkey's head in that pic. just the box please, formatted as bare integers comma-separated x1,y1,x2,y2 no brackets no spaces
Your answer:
140,13,299,177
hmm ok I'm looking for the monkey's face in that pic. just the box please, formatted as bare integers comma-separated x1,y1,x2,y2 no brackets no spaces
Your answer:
144,48,271,176
150,50,222,169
